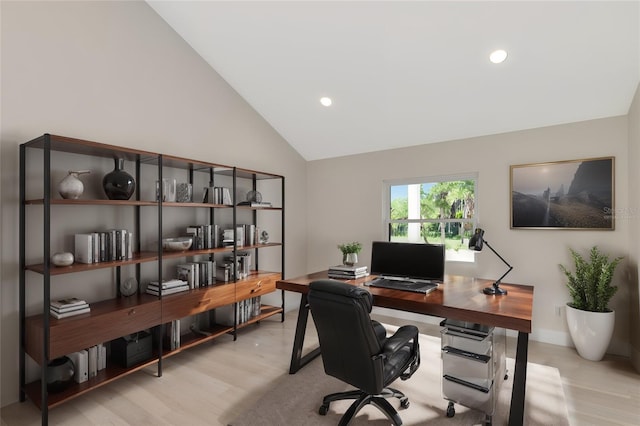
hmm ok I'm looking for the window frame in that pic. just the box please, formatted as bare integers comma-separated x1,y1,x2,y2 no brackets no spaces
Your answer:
382,172,479,262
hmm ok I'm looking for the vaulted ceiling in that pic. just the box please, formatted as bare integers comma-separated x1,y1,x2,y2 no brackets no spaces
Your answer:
147,1,640,161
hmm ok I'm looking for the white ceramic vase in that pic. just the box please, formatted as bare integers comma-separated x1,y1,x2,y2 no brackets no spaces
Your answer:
565,303,615,361
58,170,90,199
343,253,358,266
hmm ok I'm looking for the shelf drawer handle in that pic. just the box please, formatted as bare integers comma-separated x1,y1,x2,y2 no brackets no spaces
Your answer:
128,309,136,316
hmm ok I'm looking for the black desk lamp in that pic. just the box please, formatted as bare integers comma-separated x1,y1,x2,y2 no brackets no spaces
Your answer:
468,228,513,295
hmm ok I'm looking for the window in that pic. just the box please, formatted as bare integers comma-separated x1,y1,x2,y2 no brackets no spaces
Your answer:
384,174,478,262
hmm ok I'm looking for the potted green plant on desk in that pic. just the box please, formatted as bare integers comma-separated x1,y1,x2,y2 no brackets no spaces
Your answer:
559,246,623,361
338,241,362,266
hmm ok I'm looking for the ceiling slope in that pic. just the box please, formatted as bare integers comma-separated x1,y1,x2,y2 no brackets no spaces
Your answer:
147,1,640,160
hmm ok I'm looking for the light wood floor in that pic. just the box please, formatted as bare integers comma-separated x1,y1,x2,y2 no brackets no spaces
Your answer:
2,310,639,425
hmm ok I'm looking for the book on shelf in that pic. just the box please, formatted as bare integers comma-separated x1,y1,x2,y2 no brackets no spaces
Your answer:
237,201,272,208
88,345,98,378
50,303,90,314
164,319,180,350
50,306,91,319
75,230,134,264
145,284,189,296
148,279,189,289
74,233,93,264
205,186,233,205
50,297,87,310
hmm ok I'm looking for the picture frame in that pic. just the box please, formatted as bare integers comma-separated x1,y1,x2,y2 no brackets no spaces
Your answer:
510,157,614,230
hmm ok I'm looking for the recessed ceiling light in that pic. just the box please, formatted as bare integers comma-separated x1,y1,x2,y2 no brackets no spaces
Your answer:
489,49,508,64
320,97,332,107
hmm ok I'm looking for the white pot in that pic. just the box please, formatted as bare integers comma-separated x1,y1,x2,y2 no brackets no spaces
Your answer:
566,303,615,361
343,253,358,266
58,170,90,199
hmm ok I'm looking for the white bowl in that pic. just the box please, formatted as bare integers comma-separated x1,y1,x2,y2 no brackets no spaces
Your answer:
162,237,193,252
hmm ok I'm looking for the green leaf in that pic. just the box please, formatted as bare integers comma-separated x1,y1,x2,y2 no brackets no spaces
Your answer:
559,246,622,312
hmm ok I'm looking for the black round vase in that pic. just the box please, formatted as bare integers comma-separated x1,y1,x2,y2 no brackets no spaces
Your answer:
47,356,75,393
103,158,135,200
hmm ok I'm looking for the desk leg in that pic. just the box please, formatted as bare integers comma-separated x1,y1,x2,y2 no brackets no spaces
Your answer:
508,331,529,426
288,293,321,374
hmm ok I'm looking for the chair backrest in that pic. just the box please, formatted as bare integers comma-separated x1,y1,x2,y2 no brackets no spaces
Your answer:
308,279,385,394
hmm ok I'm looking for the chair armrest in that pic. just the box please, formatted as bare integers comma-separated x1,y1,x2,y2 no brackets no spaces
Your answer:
382,325,419,355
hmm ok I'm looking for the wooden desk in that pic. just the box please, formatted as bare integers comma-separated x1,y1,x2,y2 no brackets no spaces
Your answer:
277,271,534,426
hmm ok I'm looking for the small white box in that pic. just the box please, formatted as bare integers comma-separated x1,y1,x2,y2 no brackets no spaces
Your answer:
67,350,88,383
74,234,93,264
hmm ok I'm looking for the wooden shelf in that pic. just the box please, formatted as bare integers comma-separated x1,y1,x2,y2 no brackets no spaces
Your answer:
23,355,160,410
236,305,284,330
20,134,285,419
25,295,161,362
236,205,282,211
25,199,159,206
163,324,235,358
22,134,158,162
25,252,159,275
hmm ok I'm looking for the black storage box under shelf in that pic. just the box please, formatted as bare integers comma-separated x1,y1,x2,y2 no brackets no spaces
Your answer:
111,331,153,368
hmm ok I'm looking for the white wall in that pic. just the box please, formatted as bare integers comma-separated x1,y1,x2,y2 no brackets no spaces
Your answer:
0,1,308,407
307,116,631,352
628,84,640,372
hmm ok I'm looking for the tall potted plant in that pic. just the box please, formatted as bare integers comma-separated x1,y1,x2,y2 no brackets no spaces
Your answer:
559,246,623,361
338,242,362,266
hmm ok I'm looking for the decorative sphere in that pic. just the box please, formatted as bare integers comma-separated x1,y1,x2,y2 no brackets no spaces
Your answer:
51,252,74,266
47,356,75,392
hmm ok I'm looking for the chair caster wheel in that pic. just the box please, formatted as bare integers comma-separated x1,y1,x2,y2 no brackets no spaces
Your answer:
400,397,410,409
446,402,455,417
319,404,329,416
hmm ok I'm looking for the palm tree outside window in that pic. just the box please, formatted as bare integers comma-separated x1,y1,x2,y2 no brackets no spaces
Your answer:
385,174,478,262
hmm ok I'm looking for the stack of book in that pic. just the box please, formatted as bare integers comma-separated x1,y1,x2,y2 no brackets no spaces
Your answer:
50,297,90,319
146,279,189,296
328,265,369,280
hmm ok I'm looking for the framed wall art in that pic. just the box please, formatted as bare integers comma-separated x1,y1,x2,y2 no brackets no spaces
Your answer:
510,157,614,230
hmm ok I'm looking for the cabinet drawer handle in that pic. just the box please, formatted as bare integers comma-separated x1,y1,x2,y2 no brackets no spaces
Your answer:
128,309,136,316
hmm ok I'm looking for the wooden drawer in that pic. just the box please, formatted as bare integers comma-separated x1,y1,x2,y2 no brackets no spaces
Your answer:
162,283,235,321
236,272,278,300
26,295,161,363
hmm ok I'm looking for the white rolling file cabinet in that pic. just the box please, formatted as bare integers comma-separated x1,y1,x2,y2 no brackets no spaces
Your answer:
440,319,507,426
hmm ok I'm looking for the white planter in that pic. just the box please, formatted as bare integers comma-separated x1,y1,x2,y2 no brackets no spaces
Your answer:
566,304,615,361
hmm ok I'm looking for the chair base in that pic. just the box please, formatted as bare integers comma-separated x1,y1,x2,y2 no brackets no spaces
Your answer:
319,387,409,426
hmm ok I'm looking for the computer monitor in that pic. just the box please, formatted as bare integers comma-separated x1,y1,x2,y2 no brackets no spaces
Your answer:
370,241,445,282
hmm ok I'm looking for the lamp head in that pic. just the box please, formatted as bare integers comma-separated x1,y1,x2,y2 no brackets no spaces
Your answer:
468,228,485,251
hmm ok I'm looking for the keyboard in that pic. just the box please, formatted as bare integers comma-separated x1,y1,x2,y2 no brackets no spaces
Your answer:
366,277,438,294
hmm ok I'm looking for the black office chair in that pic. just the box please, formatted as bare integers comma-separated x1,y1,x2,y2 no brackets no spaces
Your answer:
308,279,421,426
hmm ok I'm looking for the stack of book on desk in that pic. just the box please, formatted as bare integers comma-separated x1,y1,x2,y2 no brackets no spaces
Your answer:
328,265,369,280
50,297,90,319
146,279,189,296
